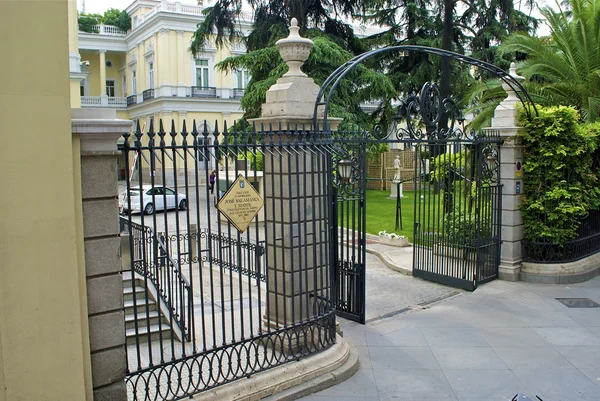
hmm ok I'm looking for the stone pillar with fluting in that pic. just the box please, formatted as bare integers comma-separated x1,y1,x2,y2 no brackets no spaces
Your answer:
491,63,525,281
250,18,340,352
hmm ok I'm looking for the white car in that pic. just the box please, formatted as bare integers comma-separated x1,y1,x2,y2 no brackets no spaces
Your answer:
120,185,187,215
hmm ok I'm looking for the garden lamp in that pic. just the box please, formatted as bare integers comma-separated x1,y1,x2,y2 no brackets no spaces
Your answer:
337,159,353,183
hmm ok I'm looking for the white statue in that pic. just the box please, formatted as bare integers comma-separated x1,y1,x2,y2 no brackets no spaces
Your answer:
393,155,401,180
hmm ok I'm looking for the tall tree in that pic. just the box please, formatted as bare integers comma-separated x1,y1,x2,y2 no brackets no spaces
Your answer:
499,0,600,121
190,0,396,128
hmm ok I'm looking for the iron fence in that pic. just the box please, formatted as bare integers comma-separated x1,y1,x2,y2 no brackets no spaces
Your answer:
119,120,337,400
523,210,600,263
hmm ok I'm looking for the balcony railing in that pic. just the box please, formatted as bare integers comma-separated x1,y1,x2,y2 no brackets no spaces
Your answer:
80,24,127,36
142,89,155,101
81,96,127,108
108,97,127,106
127,95,137,106
191,86,217,98
232,88,245,99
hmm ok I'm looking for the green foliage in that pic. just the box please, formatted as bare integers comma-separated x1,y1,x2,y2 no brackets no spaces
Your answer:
442,211,478,246
78,13,102,32
115,10,132,32
78,9,130,32
431,149,470,182
215,30,396,130
519,105,600,244
239,151,264,171
499,0,600,122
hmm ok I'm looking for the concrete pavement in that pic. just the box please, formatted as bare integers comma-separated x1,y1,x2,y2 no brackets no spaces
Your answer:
301,242,600,401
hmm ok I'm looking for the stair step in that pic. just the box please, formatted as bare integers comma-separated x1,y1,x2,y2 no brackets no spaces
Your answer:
125,310,160,322
123,286,146,294
126,323,173,338
124,298,156,309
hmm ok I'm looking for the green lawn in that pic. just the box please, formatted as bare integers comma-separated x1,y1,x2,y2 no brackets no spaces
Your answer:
337,189,444,242
365,190,417,240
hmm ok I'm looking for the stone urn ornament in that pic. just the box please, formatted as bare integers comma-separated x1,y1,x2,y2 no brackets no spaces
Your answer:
276,18,314,78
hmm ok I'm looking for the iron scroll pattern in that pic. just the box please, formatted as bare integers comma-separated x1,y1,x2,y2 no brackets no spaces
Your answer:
125,314,336,401
392,82,477,142
330,131,367,198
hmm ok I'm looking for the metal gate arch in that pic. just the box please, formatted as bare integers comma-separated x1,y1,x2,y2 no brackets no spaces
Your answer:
319,46,536,324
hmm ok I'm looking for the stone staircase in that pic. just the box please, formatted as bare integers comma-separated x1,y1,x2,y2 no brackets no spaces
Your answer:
122,271,184,345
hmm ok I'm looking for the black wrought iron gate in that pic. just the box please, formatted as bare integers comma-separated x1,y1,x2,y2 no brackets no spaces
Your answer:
330,133,368,323
411,131,502,291
326,82,503,324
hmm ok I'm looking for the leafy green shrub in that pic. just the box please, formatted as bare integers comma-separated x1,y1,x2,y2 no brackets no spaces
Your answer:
78,14,101,32
519,105,600,244
239,151,263,171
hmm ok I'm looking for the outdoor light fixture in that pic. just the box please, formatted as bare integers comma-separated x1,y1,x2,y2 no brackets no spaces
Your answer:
337,159,353,183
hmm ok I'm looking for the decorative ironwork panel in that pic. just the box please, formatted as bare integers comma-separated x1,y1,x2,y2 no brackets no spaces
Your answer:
119,121,338,400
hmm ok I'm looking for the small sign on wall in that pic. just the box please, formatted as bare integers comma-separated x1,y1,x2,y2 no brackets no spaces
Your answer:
515,158,522,178
516,181,521,195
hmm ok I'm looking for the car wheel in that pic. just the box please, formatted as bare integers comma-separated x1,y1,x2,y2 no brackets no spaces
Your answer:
144,203,155,215
178,199,187,210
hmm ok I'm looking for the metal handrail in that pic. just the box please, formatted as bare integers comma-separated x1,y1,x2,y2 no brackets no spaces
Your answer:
122,217,193,341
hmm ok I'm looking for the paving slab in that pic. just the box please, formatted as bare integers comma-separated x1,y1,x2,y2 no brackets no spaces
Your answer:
300,276,600,401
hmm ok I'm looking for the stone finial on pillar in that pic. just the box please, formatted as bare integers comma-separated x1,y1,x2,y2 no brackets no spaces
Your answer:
250,18,341,129
276,18,313,78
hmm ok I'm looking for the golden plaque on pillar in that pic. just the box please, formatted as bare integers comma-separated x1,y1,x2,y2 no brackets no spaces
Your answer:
216,174,264,233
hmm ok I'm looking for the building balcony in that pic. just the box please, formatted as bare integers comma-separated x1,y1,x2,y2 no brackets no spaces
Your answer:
232,88,245,99
143,89,155,101
191,86,217,98
81,95,127,108
123,85,244,108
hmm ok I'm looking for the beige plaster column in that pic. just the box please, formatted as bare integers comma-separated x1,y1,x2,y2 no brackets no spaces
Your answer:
250,19,340,352
72,108,134,401
491,63,525,281
99,50,108,106
176,30,186,97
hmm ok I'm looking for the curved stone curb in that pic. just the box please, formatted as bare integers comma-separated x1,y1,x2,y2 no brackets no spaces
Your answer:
366,247,413,276
192,335,358,401
521,253,600,284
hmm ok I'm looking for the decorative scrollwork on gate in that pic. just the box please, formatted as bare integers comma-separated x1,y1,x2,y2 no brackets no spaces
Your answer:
393,82,477,142
480,143,500,182
331,151,363,197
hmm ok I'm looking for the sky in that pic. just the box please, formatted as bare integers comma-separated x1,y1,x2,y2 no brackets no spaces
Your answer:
81,0,203,14
81,0,554,36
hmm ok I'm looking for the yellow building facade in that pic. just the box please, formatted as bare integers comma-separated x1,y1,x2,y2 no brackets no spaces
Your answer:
77,0,249,132
1,0,92,400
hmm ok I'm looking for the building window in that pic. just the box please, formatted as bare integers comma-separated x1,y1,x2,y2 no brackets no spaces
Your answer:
106,80,116,97
198,137,212,161
236,69,250,89
147,61,154,89
195,59,209,87
131,70,137,95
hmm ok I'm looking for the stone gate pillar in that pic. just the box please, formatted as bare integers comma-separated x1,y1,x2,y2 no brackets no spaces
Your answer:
250,19,340,351
491,63,525,281
72,108,133,400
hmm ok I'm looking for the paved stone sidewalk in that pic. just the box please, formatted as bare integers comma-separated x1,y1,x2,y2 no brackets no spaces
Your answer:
302,276,600,401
